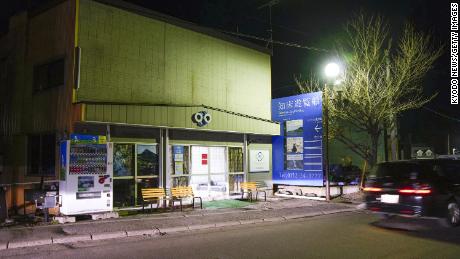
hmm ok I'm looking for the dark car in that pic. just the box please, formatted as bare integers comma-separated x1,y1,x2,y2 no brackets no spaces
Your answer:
363,159,460,226
329,164,362,185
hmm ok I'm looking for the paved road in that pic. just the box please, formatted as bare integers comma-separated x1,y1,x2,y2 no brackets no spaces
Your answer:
3,212,460,259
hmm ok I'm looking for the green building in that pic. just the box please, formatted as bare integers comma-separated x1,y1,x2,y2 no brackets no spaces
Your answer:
0,0,279,213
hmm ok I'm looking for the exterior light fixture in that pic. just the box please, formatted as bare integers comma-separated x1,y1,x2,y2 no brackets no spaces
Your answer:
324,62,340,78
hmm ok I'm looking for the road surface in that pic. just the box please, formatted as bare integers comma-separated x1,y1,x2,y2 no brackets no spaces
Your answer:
2,212,460,259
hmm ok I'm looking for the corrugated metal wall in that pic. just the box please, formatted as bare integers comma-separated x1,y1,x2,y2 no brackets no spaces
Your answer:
76,0,272,127
84,104,279,135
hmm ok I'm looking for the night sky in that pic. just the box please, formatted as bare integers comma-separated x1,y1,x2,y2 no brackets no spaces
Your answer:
0,0,458,152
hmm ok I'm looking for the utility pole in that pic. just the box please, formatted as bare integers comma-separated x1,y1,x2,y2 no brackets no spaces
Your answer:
324,86,330,201
258,0,279,50
447,133,450,155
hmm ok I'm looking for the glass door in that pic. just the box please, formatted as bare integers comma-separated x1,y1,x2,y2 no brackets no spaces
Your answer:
113,143,160,208
190,146,210,199
190,146,228,200
113,143,135,208
209,146,228,200
228,147,244,194
135,144,160,205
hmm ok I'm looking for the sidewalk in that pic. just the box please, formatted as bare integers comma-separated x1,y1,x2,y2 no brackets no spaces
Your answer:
0,197,358,250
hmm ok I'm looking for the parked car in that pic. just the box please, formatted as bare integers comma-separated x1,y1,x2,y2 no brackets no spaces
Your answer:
329,164,362,185
363,159,460,226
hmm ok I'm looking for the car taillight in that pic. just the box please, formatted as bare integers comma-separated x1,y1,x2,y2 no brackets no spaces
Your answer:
398,184,432,195
399,189,431,194
363,187,382,192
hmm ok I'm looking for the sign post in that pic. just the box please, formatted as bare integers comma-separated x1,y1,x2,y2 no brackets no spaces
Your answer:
272,92,324,187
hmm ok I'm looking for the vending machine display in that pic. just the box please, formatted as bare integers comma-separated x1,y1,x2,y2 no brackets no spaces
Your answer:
59,134,113,215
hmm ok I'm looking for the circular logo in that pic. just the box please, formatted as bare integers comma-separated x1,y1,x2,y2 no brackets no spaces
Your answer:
256,152,264,162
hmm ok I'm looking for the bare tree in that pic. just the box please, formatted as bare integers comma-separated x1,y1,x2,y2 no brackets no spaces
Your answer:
298,14,443,169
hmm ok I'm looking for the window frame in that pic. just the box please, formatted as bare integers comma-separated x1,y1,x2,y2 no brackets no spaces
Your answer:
33,56,66,93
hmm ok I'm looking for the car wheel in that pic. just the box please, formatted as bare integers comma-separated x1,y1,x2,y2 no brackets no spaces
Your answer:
447,202,460,227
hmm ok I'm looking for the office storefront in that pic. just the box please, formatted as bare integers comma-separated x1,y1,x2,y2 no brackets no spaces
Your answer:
75,123,273,207
0,0,278,214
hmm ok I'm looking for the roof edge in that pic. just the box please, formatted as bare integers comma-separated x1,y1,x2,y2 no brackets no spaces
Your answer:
93,0,272,55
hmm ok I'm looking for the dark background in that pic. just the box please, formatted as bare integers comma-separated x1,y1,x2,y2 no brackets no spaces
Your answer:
1,0,458,154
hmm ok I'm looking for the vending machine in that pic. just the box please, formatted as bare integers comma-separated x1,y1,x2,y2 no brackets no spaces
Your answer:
59,134,113,215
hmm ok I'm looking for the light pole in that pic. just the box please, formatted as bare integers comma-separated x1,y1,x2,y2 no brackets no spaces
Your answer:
324,62,341,201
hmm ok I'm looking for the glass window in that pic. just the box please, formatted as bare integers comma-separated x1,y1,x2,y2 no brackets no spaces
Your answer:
171,145,189,175
369,162,432,181
113,144,134,177
210,174,227,192
229,174,244,193
33,58,65,92
191,146,209,174
113,179,135,208
172,176,189,187
136,144,159,176
228,147,243,173
136,178,159,204
28,134,55,176
209,147,226,174
47,59,65,89
191,175,209,192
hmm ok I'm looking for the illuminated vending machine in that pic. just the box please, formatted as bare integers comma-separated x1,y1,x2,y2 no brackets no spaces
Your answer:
59,134,113,215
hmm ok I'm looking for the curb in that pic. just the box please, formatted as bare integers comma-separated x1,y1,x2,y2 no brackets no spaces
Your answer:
52,234,92,244
188,223,216,231
215,221,241,228
263,217,285,222
126,228,160,237
239,219,264,225
91,231,127,241
7,238,53,249
158,226,189,234
323,208,356,214
2,207,357,250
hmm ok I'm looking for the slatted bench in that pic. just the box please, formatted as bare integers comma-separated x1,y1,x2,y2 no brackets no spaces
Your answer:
241,182,267,202
171,186,202,211
141,188,172,212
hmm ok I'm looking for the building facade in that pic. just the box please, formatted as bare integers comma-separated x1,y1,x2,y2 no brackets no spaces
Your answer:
0,0,279,214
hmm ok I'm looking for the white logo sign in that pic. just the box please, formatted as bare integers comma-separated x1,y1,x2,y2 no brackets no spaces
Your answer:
250,150,269,172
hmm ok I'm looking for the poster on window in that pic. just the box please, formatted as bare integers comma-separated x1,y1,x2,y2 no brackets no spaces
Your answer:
191,146,208,174
249,150,270,172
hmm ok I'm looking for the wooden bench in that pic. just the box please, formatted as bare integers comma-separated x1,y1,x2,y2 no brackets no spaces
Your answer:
141,188,172,212
241,182,267,202
171,186,202,211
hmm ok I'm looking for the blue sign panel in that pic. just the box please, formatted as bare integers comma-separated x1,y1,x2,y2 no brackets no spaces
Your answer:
70,134,107,144
272,92,323,186
60,141,68,181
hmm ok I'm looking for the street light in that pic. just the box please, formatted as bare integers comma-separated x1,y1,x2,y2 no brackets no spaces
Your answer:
323,62,341,201
324,62,340,78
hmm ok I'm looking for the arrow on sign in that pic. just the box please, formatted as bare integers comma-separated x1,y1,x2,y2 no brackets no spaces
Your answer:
314,124,322,133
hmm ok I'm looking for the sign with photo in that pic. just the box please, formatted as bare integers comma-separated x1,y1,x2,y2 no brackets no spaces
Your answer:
272,92,324,186
249,150,270,172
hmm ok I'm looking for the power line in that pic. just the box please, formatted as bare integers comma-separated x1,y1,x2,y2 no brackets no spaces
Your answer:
219,29,330,52
422,106,460,123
